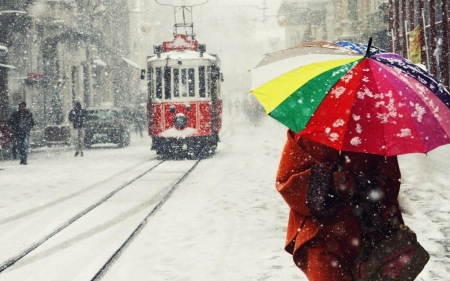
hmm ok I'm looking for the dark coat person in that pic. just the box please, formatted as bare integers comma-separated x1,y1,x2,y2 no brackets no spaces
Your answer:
68,101,87,156
276,130,404,281
7,102,35,165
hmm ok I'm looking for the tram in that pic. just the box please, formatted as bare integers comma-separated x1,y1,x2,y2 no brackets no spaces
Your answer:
144,1,223,158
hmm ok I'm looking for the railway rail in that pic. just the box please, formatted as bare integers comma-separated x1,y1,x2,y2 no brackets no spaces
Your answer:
0,157,202,280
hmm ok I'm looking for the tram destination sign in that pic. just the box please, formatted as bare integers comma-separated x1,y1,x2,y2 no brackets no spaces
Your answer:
163,34,198,51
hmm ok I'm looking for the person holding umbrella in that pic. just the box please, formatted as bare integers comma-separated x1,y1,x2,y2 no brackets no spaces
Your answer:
276,131,405,280
250,40,442,280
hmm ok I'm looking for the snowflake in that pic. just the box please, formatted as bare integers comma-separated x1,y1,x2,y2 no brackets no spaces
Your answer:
352,114,360,121
357,87,374,99
411,103,426,122
351,238,360,247
331,86,346,98
329,132,339,142
325,127,331,133
356,124,362,134
367,113,371,118
368,190,383,201
362,76,370,82
350,137,361,146
297,98,303,104
342,73,353,83
333,119,345,127
397,128,411,137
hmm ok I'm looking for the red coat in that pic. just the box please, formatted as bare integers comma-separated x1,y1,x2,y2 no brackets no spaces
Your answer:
276,130,404,280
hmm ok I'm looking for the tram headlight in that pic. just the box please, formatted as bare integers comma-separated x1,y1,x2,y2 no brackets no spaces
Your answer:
174,113,188,130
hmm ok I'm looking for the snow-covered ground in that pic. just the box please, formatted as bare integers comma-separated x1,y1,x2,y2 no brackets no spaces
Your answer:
0,110,449,280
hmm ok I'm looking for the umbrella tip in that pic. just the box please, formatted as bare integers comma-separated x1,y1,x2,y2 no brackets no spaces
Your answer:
364,37,373,57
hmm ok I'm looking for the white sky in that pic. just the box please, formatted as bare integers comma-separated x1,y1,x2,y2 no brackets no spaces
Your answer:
0,109,449,280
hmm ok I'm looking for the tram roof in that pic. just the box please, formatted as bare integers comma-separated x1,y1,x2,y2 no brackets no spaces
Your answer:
147,50,218,62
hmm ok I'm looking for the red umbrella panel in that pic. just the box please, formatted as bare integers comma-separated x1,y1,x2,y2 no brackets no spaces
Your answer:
301,55,450,156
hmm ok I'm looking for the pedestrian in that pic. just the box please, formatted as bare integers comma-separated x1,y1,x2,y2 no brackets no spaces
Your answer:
7,102,35,165
132,106,144,138
68,101,87,156
276,130,411,280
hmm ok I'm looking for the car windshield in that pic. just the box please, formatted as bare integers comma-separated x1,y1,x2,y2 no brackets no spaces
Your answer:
86,110,119,120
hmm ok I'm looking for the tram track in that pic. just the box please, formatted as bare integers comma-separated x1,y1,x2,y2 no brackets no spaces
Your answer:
0,158,164,273
91,158,201,280
0,157,203,280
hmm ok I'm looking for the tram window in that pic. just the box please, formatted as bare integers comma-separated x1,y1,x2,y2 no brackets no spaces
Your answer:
148,67,154,99
155,67,162,99
207,66,212,97
199,66,206,98
188,68,195,97
173,68,180,97
164,66,171,99
181,68,188,97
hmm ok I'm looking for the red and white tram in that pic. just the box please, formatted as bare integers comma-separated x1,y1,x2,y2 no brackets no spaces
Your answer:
145,2,223,158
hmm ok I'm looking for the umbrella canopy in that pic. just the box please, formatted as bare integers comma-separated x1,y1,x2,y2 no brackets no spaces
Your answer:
250,40,450,156
334,40,388,55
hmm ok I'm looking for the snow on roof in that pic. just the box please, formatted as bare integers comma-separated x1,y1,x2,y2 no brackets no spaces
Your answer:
148,50,217,62
0,63,16,69
121,57,141,69
93,58,107,66
0,10,28,14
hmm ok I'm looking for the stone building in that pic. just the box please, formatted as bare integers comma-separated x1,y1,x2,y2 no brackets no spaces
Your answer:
0,0,136,146
276,0,389,49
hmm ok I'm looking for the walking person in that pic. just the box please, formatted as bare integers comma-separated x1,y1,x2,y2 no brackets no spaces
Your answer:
7,102,35,165
275,130,427,280
68,101,87,157
132,106,144,138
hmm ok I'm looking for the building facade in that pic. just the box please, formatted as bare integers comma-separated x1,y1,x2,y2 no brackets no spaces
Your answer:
0,0,136,146
276,0,450,88
389,0,450,87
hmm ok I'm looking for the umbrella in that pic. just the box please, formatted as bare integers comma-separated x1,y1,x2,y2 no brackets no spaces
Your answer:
334,40,388,55
250,39,450,156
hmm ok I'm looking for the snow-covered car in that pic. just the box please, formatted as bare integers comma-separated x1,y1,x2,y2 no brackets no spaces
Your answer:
84,107,131,148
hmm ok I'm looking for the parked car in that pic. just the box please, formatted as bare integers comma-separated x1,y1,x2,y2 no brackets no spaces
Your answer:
84,107,131,148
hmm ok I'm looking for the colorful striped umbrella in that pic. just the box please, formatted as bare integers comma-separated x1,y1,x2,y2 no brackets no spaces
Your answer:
250,40,450,156
334,40,388,55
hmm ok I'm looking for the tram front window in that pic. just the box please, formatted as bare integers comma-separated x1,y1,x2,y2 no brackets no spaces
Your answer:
173,68,180,97
181,68,188,97
188,68,195,97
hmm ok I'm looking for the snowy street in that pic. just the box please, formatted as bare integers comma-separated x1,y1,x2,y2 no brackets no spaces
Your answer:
0,112,449,280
